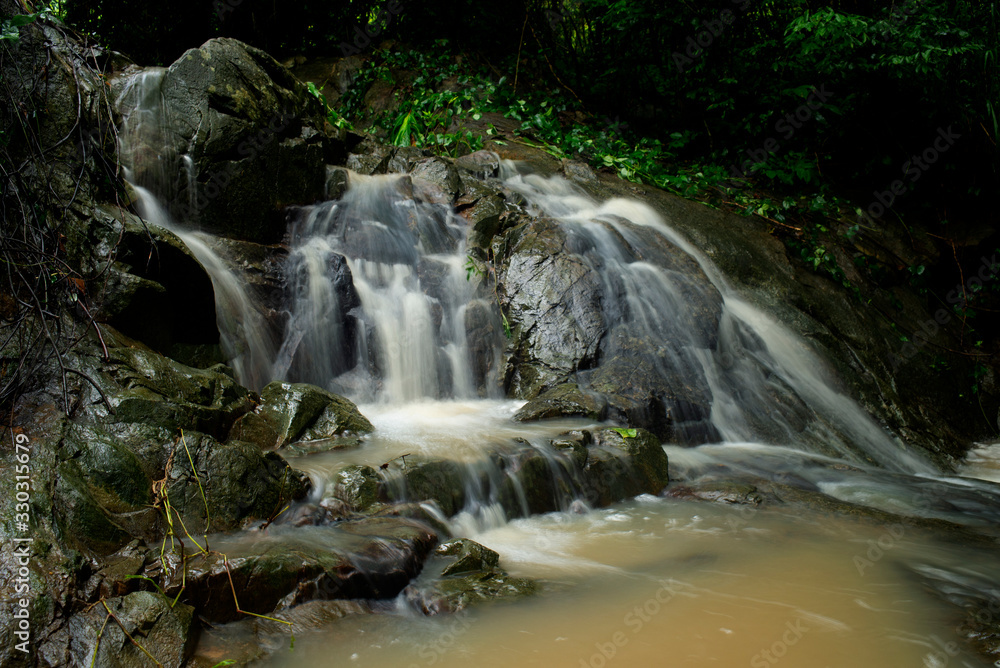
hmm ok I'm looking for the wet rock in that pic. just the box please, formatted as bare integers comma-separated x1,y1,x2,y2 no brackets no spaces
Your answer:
189,599,373,667
165,432,310,533
108,343,256,438
332,465,382,512
346,150,391,175
455,150,501,179
155,517,437,623
67,592,195,668
582,428,671,506
410,157,461,204
498,218,606,397
325,165,350,199
388,145,431,173
248,381,374,449
464,300,504,397
562,159,598,184
514,383,607,422
464,194,507,250
911,564,1000,665
497,215,722,440
157,38,330,243
495,445,567,515
97,210,219,356
388,459,467,517
437,539,500,576
406,538,536,615
665,482,765,506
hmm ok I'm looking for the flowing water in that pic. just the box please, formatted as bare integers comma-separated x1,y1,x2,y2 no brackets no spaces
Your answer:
117,71,1000,667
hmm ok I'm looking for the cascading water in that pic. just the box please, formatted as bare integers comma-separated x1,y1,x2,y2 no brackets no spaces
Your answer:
119,67,926,477
274,174,495,402
118,69,277,390
503,171,933,474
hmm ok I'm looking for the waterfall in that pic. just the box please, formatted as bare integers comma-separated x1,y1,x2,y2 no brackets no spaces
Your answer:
503,171,934,474
275,174,493,403
118,70,277,390
118,66,932,474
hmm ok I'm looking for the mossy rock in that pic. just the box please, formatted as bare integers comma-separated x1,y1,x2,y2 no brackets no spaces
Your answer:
165,432,310,533
253,381,374,448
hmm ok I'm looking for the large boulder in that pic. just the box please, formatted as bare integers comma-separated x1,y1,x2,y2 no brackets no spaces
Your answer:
497,216,722,440
151,38,334,242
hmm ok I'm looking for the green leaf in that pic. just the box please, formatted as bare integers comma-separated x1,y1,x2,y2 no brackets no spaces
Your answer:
612,427,638,438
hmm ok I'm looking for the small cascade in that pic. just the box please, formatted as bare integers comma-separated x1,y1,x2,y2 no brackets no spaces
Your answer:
504,170,934,474
275,175,500,403
118,70,277,390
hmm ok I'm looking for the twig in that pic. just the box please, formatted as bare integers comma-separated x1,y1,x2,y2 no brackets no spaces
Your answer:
100,600,165,668
180,429,211,547
222,556,292,625
62,368,114,415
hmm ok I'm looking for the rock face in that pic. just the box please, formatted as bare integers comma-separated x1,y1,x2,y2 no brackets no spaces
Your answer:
151,38,335,243
496,215,722,440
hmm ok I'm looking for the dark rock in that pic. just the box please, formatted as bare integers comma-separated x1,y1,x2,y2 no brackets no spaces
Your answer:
155,38,331,243
464,194,507,250
325,165,350,199
410,157,461,204
464,300,504,397
249,381,374,449
514,383,607,422
581,428,671,506
386,459,467,517
67,592,195,668
155,517,437,623
90,208,220,357
165,432,310,534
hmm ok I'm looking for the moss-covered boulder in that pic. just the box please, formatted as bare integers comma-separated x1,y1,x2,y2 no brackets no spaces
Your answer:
239,381,374,449
155,38,332,243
